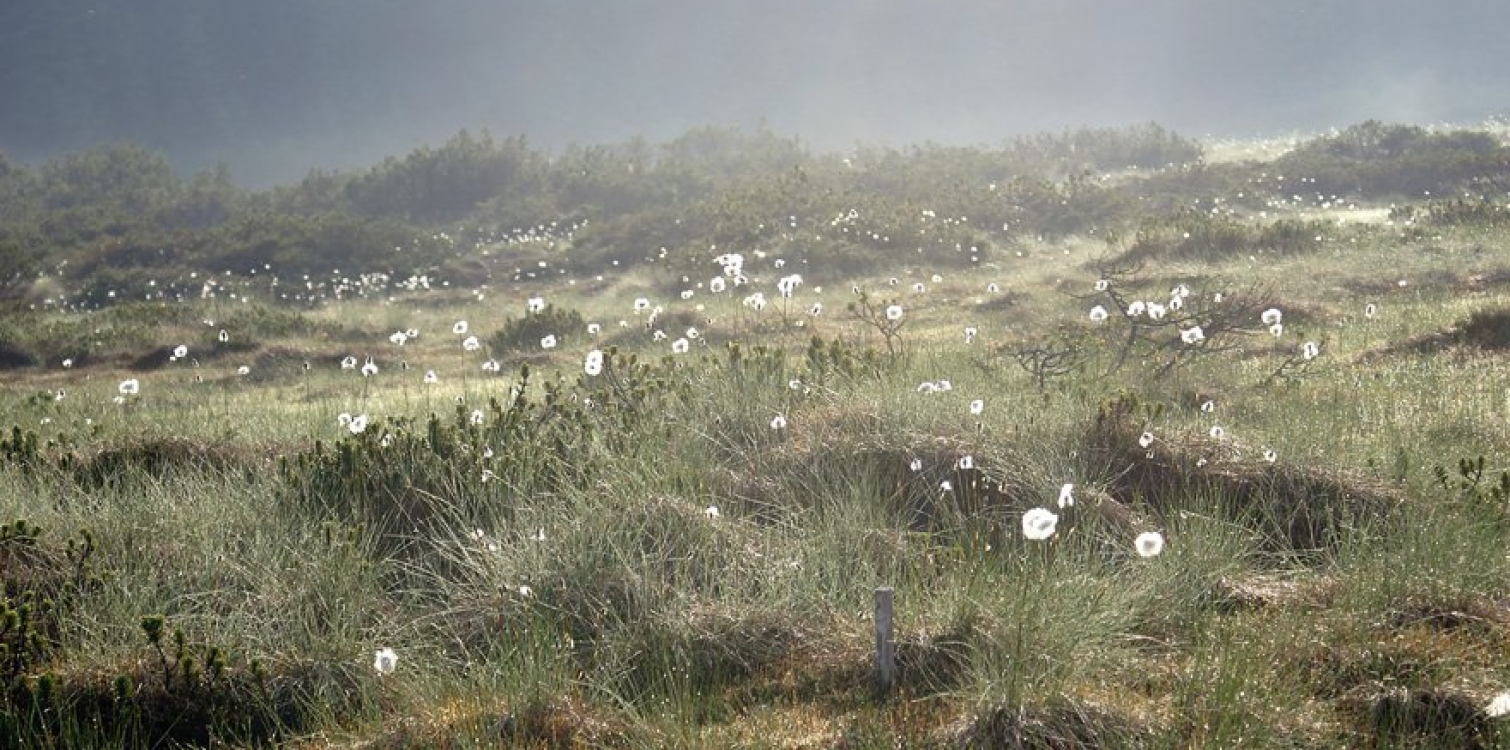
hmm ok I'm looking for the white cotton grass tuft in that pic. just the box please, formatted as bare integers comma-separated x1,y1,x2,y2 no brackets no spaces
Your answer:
1057,483,1075,508
1180,326,1205,344
1022,508,1059,541
770,414,787,430
1261,308,1283,326
1134,531,1165,558
1485,691,1510,718
1089,305,1108,322
373,647,398,675
1302,341,1320,360
885,304,904,321
969,399,984,415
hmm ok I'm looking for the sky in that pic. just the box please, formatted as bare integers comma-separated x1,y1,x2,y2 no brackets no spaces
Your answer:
1,0,1505,186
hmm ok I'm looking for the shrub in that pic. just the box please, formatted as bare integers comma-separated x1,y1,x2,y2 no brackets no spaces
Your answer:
1273,120,1510,198
487,305,585,354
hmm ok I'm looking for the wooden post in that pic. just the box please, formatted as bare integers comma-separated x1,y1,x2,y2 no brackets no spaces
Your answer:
875,586,895,695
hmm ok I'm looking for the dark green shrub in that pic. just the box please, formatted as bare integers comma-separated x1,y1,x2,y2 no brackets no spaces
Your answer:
1118,212,1325,263
1273,120,1510,197
487,305,585,354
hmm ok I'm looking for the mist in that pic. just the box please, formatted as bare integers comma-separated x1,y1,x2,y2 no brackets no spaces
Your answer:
2,0,1504,187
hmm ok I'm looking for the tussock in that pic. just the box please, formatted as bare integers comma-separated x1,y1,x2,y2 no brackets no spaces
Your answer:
945,699,1151,749
1083,395,1400,553
1362,307,1510,361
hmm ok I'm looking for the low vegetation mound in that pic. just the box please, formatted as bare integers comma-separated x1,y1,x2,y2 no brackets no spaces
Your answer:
1274,120,1510,198
1083,395,1400,554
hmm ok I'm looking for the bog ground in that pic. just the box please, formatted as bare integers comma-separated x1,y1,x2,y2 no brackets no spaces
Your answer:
4,121,1510,747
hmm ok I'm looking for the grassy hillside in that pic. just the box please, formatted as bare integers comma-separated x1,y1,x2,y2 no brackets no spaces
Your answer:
4,120,1510,747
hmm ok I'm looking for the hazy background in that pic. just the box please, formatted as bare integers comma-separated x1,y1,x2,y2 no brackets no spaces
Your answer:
2,0,1504,187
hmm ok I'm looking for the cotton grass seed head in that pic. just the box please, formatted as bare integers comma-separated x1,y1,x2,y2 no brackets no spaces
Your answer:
1022,508,1059,541
1134,531,1164,558
1485,692,1510,718
373,647,397,675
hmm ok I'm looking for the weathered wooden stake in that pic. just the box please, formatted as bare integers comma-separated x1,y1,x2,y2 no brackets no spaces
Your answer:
875,585,895,695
